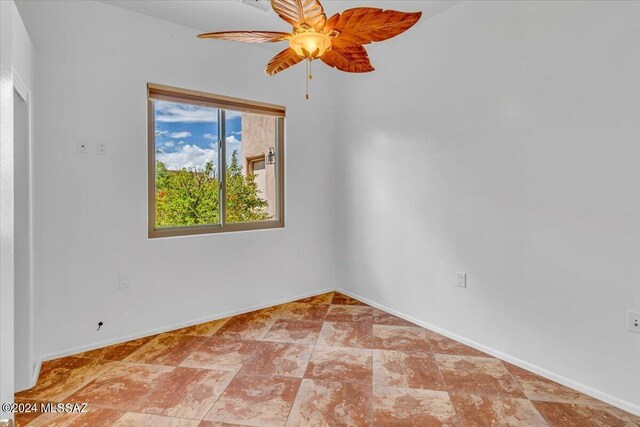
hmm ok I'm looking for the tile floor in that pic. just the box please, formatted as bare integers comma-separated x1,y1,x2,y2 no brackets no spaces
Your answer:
14,292,640,426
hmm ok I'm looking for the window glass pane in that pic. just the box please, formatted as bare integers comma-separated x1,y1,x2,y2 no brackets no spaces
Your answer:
225,111,277,223
250,159,267,202
153,100,220,227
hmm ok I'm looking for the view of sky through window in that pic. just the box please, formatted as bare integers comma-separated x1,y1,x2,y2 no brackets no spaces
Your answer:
154,100,243,171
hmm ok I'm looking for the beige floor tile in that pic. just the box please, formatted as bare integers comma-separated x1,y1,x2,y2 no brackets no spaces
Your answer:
325,305,372,323
15,357,111,402
304,346,372,384
240,342,314,378
204,374,299,427
435,355,525,398
132,367,234,419
286,379,371,427
373,324,431,352
373,386,457,426
316,321,372,349
125,334,207,366
373,349,445,390
263,319,323,345
451,392,548,426
180,337,259,372
65,362,174,411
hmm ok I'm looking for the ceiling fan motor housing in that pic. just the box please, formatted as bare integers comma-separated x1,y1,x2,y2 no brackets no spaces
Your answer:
289,30,332,59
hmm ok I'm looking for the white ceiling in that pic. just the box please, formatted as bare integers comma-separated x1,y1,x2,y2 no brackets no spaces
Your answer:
99,0,460,50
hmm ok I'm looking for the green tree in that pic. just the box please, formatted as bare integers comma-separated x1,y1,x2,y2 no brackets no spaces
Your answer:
225,150,270,223
155,150,270,227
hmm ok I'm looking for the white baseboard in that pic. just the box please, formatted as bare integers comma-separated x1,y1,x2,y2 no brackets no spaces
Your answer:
336,288,640,417
40,287,335,362
14,357,42,393
30,358,41,389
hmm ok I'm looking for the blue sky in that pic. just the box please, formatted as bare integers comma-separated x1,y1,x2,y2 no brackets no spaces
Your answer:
154,100,242,171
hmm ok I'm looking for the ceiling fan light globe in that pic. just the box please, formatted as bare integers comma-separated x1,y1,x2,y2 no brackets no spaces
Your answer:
289,31,331,59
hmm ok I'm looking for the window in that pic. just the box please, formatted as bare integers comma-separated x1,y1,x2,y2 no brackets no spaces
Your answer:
147,83,285,238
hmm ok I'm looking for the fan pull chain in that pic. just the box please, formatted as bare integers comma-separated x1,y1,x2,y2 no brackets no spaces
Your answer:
305,60,313,100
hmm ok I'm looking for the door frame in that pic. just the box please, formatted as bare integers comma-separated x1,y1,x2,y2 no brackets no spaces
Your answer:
12,68,36,392
0,0,16,421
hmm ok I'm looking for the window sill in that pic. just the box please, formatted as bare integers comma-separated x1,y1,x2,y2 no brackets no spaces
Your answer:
148,220,285,238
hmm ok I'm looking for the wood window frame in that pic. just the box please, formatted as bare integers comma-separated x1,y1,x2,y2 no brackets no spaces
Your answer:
147,83,285,238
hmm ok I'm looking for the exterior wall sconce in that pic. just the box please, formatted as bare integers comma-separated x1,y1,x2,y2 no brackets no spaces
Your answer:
267,146,275,165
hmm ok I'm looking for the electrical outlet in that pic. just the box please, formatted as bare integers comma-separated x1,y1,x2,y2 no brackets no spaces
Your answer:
78,143,88,153
97,143,107,155
118,274,129,289
456,272,467,288
628,310,640,334
297,249,304,261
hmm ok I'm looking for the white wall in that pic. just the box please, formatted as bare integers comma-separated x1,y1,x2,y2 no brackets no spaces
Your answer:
11,3,34,89
16,0,339,359
12,2,35,392
335,0,640,412
0,0,16,417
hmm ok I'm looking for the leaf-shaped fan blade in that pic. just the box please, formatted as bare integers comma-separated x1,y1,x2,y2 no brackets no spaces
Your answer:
265,47,304,76
323,13,340,34
321,43,374,73
331,8,422,46
271,0,327,32
197,31,290,43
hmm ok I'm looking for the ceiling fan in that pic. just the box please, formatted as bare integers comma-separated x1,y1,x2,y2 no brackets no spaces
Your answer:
198,0,422,98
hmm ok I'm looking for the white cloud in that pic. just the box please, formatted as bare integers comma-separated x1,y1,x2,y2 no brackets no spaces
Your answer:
154,101,241,123
155,102,217,123
168,131,191,138
163,141,175,148
204,134,241,144
157,144,218,171
156,130,192,139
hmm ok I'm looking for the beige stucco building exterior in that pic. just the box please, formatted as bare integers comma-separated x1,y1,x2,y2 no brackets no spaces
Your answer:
241,113,277,218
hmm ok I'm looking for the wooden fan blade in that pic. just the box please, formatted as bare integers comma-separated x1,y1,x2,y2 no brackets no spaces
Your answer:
271,0,327,32
331,8,422,46
265,47,304,76
197,31,290,43
323,13,340,34
321,43,374,73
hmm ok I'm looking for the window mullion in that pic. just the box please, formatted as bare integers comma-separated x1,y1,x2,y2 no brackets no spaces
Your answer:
219,109,226,227
148,99,157,237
